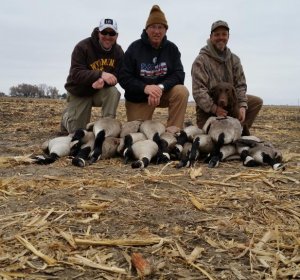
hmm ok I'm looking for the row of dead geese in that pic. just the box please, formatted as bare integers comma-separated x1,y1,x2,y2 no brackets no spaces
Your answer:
33,116,284,170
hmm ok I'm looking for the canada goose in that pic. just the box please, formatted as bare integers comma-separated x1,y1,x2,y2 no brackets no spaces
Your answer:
87,117,122,163
173,130,189,159
74,137,121,167
101,137,122,159
172,125,204,160
71,129,95,167
205,144,238,167
183,125,204,141
139,120,165,140
125,139,159,169
34,135,79,164
120,120,143,138
153,131,178,163
235,136,284,170
176,142,193,168
187,134,215,167
160,132,178,149
203,116,242,167
235,136,261,155
122,132,147,163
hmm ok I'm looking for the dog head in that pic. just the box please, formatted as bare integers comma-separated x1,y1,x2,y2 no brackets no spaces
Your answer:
209,82,239,118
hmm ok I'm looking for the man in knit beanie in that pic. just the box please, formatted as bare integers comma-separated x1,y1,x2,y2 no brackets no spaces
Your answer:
145,5,168,29
119,5,189,129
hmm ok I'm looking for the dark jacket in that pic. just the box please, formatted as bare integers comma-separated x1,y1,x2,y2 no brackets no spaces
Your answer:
65,27,124,97
119,30,185,103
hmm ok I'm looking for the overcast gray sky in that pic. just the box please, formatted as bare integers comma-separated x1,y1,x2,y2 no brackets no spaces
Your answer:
1,0,299,105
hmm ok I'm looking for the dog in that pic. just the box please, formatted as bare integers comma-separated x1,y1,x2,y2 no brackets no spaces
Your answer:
209,82,250,136
209,82,239,119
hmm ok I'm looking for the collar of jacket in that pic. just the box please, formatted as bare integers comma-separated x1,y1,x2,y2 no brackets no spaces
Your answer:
204,39,231,63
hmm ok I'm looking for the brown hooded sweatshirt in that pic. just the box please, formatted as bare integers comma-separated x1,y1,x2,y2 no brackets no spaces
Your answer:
65,27,124,97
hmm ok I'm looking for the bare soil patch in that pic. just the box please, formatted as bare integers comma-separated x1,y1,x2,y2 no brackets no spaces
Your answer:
0,97,300,279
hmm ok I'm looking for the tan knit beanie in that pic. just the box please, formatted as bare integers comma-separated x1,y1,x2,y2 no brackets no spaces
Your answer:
145,5,168,29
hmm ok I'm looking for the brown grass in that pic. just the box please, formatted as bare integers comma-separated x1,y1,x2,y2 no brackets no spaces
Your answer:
0,97,300,279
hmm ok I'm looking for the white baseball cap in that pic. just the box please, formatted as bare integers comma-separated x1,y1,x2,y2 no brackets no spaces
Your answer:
99,18,118,33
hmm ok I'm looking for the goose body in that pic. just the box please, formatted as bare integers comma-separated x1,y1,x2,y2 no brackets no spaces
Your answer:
87,118,122,163
183,125,204,141
139,120,165,140
120,120,143,138
161,131,178,160
153,131,178,163
101,137,122,159
203,116,242,167
43,135,74,157
173,125,204,160
203,116,242,144
176,142,193,168
127,139,159,169
206,144,237,168
87,117,122,137
71,130,95,167
236,136,283,170
122,132,147,162
35,135,77,164
187,134,215,167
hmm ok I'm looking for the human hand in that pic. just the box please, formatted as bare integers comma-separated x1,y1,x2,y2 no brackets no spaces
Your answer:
101,72,117,85
148,95,160,107
144,85,163,99
239,107,246,123
92,78,104,89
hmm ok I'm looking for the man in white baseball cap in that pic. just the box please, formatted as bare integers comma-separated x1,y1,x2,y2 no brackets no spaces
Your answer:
61,18,124,134
99,18,118,33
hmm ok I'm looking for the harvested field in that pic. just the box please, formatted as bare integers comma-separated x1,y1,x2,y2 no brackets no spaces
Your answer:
0,97,300,280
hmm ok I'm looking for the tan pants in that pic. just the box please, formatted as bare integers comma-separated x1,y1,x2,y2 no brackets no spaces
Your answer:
196,94,263,131
125,85,189,129
61,86,120,133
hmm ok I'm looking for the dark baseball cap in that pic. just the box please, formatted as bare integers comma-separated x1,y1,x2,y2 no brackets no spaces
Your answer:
211,20,229,32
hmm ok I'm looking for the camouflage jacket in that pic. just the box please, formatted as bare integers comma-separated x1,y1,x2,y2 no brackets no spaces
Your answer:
191,39,247,113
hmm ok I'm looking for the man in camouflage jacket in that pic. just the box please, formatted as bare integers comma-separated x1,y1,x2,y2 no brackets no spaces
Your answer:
191,20,262,135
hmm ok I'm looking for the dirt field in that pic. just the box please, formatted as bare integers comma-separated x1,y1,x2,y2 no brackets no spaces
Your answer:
0,97,299,280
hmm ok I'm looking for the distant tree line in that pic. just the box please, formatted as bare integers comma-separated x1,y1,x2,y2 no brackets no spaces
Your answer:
3,83,67,99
